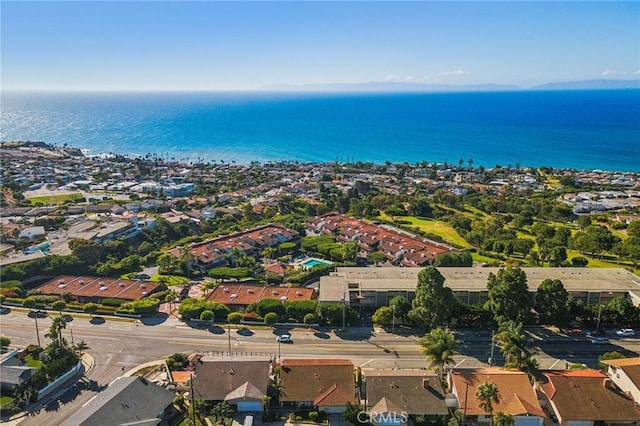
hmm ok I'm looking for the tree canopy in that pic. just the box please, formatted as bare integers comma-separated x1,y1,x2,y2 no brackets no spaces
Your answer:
408,267,459,328
486,267,533,324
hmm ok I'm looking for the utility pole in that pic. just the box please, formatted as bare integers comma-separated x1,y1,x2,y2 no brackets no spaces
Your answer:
489,330,495,367
190,370,197,426
597,304,604,330
392,304,396,331
34,315,41,347
341,292,346,330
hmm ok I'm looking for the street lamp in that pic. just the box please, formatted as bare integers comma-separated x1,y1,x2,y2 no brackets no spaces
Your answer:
33,314,41,347
392,304,396,331
340,292,346,331
597,304,604,330
227,322,231,356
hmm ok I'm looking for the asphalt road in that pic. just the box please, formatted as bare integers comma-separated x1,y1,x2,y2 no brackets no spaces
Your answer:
2,308,640,425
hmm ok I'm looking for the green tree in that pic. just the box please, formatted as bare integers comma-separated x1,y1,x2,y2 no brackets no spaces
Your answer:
341,241,358,263
486,267,533,324
419,327,457,380
200,310,214,321
22,297,37,310
72,340,89,357
366,251,388,266
408,267,459,328
343,401,368,425
372,306,393,326
476,381,500,426
264,312,278,326
535,279,572,326
228,312,243,324
0,336,10,349
599,351,626,370
493,411,515,426
51,300,67,316
494,321,537,375
389,295,411,320
46,316,68,345
83,302,99,317
303,313,317,325
628,221,640,238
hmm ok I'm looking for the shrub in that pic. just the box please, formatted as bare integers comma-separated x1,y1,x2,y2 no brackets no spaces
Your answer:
303,313,317,325
264,312,278,326
228,312,243,324
101,298,125,307
166,353,188,371
200,310,214,321
309,411,319,422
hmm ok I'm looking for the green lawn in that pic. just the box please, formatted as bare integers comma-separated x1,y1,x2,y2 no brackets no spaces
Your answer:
398,216,472,248
27,193,85,205
471,252,503,265
150,274,189,286
0,395,14,408
377,213,472,248
25,354,43,368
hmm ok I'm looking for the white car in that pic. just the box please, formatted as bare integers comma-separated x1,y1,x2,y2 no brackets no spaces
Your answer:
615,328,635,337
276,334,292,343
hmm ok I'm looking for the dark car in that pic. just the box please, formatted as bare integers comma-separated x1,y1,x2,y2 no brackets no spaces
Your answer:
28,310,47,318
587,329,606,337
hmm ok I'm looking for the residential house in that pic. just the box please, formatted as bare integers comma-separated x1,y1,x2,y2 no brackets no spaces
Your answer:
280,359,356,414
62,376,175,426
363,369,448,424
536,369,640,425
18,226,46,242
0,349,35,392
601,357,640,404
448,368,545,425
190,356,272,412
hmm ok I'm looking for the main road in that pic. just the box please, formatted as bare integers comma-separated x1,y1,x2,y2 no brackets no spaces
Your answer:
2,308,639,425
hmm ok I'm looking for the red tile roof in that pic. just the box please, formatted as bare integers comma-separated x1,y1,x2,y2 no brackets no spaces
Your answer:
36,275,162,301
539,370,640,421
207,284,315,307
449,368,544,417
280,359,356,406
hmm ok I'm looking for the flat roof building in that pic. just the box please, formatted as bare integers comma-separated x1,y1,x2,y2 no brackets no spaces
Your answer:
318,267,640,308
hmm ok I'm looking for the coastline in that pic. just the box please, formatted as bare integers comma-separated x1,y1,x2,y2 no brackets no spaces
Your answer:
1,90,639,172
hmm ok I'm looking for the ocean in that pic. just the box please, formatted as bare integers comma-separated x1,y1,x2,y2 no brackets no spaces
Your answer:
1,90,639,172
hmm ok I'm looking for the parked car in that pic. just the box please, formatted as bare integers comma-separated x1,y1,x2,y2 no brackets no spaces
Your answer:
28,309,47,318
587,329,606,337
565,328,583,337
615,328,635,337
276,334,292,343
591,337,610,344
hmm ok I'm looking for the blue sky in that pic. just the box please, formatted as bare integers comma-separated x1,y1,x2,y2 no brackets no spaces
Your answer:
2,1,639,91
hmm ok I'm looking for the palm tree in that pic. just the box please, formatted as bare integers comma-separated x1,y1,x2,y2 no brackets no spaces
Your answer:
495,321,528,367
493,411,515,426
476,381,500,426
46,316,67,345
419,327,457,381
72,340,90,357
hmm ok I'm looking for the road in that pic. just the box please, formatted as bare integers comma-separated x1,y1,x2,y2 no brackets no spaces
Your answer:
2,308,640,425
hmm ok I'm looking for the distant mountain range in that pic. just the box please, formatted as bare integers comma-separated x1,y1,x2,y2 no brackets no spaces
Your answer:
261,79,640,92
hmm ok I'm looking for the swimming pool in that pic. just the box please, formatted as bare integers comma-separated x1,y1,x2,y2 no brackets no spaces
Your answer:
302,259,332,268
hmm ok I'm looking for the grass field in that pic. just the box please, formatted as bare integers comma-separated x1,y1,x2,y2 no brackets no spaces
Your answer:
0,395,14,408
25,354,43,369
150,274,189,286
378,213,472,248
27,193,84,206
